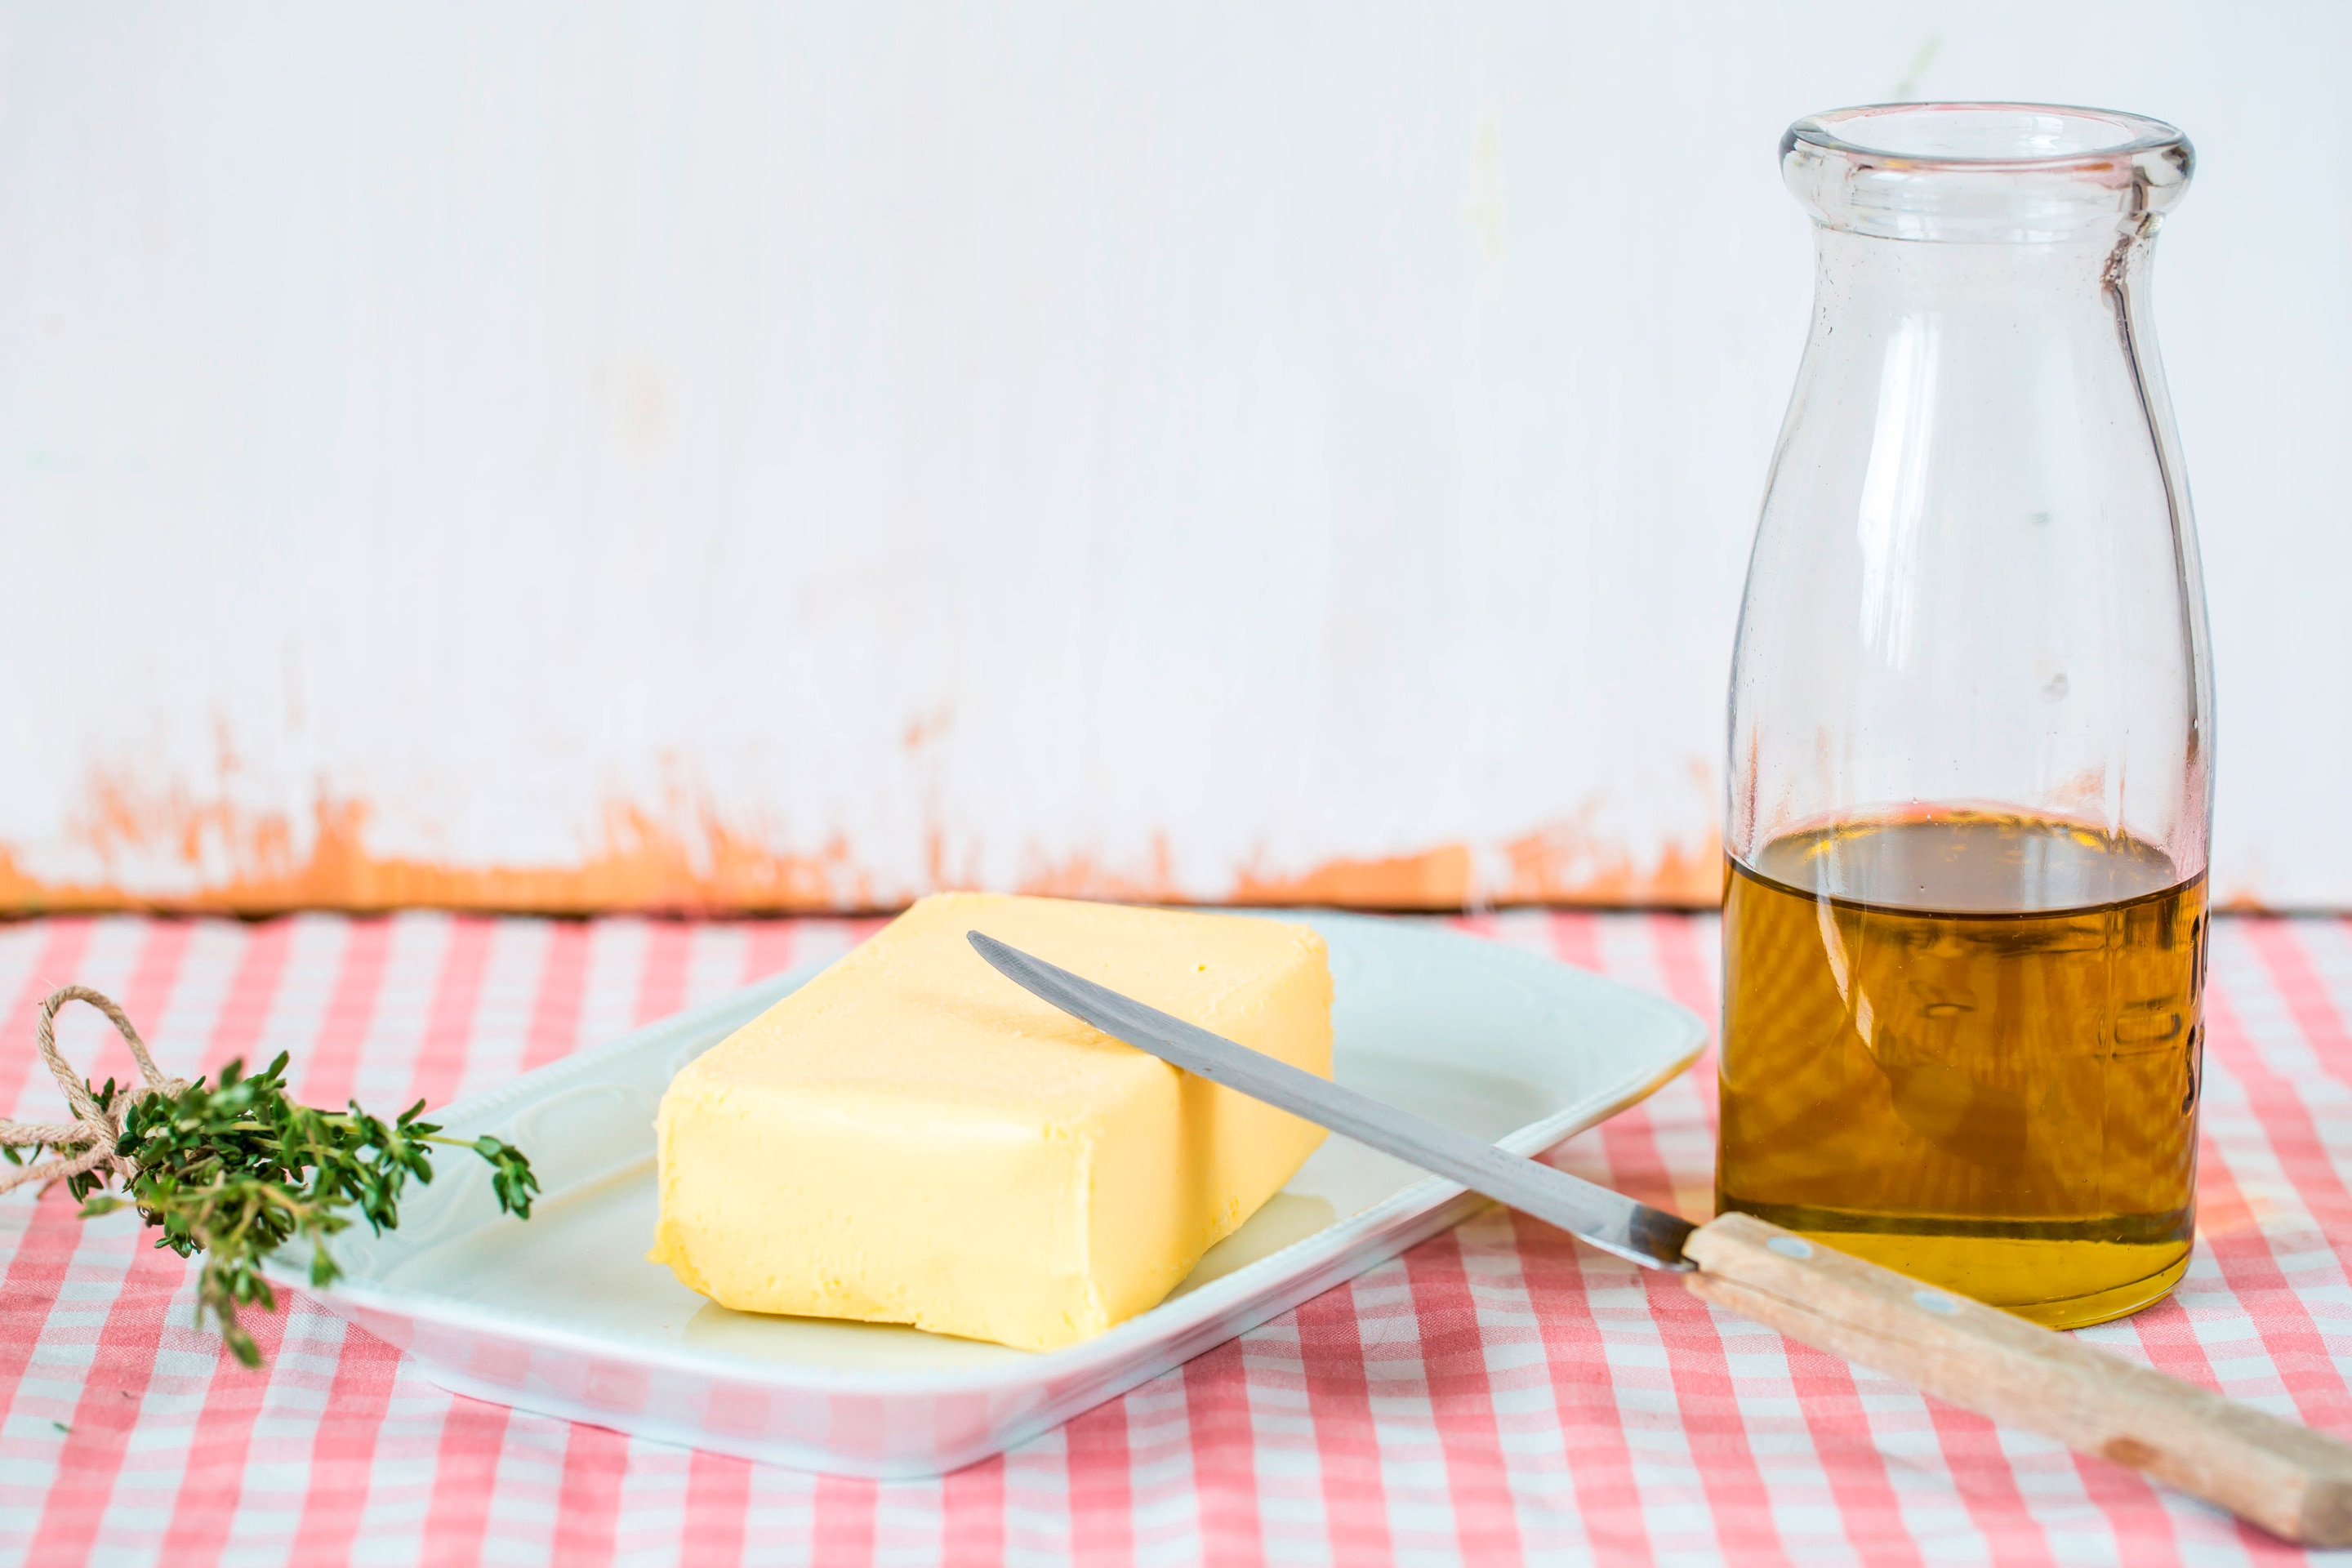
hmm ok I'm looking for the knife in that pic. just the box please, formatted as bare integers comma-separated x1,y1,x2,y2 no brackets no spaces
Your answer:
969,929,2352,1546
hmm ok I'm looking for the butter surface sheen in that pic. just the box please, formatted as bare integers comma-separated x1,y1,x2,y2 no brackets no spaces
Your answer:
649,893,1332,1351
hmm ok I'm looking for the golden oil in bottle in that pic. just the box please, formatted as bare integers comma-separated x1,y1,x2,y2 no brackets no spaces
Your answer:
1716,813,2206,1328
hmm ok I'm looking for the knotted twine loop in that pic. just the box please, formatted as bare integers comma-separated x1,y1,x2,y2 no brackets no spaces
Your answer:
0,986,189,1199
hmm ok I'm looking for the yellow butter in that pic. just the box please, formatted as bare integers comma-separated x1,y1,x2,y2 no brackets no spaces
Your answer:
648,892,1332,1351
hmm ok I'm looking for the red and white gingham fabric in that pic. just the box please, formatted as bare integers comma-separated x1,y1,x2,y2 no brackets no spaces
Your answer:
3,911,2351,1566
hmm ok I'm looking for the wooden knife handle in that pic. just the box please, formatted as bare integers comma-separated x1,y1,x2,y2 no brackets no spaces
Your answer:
1684,1212,2352,1545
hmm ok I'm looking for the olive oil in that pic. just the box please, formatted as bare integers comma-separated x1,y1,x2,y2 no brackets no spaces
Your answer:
1717,814,2206,1328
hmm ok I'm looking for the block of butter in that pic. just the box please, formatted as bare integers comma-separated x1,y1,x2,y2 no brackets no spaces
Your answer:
649,893,1332,1351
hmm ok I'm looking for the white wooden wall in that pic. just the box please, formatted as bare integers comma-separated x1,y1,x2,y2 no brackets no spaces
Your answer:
2,3,2345,911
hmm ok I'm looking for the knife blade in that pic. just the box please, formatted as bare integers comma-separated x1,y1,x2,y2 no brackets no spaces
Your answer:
966,929,1697,1269
965,926,2352,1546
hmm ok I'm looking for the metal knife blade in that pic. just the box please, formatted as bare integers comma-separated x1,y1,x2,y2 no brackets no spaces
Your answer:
967,930,1697,1272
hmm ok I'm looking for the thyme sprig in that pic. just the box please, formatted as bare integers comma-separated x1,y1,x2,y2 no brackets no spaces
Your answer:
2,989,537,1368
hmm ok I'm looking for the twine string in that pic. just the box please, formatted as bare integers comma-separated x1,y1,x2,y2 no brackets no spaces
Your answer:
0,986,186,1198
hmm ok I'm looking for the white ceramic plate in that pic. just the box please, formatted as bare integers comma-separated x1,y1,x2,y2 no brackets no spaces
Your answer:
267,912,1705,1477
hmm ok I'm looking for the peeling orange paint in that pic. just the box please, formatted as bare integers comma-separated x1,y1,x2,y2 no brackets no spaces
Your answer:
1017,836,1185,904
0,773,1736,915
8,779,870,915
1230,846,1476,910
1500,817,1723,908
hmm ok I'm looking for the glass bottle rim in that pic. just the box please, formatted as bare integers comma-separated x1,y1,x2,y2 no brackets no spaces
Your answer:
1788,102,2188,172
1783,102,2193,242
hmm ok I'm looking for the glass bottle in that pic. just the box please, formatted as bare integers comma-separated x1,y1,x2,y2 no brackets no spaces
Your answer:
1718,105,2211,1329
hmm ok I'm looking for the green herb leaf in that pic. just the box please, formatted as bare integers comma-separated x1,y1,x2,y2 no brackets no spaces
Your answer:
39,1054,535,1365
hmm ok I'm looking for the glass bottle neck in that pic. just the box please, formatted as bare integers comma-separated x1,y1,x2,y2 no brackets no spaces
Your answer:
1810,224,2151,313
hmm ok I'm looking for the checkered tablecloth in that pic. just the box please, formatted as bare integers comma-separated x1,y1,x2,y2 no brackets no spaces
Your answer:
3,911,2351,1566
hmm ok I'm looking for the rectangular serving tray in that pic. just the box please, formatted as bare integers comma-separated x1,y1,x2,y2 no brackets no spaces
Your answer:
266,911,1705,1477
